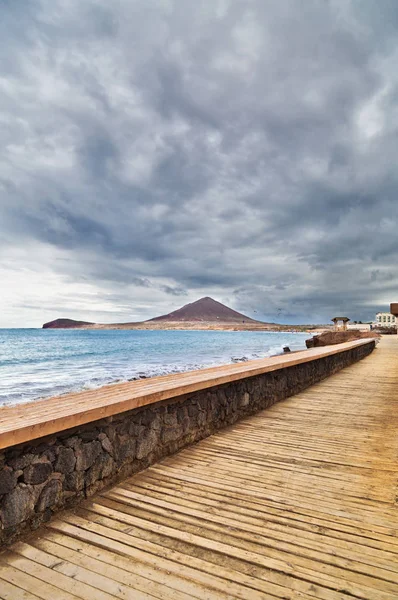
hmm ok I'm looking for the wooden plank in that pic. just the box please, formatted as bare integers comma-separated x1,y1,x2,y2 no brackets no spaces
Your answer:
0,575,42,600
0,560,80,600
12,542,159,600
1,552,114,600
105,485,398,572
0,338,374,449
123,474,398,553
65,509,396,599
46,516,353,600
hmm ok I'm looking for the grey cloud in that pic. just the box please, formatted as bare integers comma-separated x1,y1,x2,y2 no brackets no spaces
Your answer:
1,0,398,326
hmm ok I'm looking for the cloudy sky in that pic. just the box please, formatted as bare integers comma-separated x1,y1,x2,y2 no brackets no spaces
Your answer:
1,0,398,327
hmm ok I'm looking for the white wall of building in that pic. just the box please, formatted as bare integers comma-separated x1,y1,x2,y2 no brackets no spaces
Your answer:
375,312,396,326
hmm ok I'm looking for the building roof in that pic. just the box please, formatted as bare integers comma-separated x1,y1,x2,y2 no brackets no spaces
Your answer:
331,316,350,322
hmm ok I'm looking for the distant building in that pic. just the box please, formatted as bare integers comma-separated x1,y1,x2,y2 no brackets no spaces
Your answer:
375,312,396,326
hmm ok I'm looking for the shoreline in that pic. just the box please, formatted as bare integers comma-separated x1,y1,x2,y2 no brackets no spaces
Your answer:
42,322,329,333
0,330,311,406
1,343,311,409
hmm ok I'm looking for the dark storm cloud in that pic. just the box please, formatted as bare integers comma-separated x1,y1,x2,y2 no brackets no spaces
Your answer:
1,0,398,326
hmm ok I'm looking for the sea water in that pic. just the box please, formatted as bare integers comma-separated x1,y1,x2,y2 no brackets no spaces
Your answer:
0,329,308,406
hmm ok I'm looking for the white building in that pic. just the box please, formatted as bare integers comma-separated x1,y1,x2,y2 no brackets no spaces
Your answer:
375,312,396,326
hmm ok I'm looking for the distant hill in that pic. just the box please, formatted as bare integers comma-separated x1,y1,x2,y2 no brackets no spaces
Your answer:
149,297,259,323
41,297,277,330
43,318,94,329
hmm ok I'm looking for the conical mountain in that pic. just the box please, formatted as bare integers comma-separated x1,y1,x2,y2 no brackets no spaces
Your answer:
149,296,259,323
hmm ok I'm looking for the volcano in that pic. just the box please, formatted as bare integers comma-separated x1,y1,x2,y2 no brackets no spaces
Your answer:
149,296,259,323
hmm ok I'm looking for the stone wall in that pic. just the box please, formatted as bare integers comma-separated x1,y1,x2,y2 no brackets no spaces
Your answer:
0,341,374,546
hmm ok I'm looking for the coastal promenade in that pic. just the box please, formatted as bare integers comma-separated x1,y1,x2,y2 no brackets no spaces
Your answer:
0,337,397,598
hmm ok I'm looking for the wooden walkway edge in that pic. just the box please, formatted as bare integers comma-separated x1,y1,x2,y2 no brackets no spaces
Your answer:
0,336,397,599
0,338,373,450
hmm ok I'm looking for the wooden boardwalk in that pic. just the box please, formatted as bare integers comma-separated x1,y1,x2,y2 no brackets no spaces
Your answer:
1,337,397,599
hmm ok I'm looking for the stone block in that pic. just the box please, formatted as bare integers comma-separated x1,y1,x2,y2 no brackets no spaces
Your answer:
75,441,102,471
55,447,76,475
177,406,188,423
188,404,199,418
36,479,62,512
103,426,116,443
0,467,17,495
150,414,162,431
1,485,35,528
23,458,53,485
162,425,183,444
64,436,81,449
65,471,84,492
115,435,136,463
41,447,57,463
164,412,178,427
79,429,99,442
8,453,35,471
240,392,250,407
98,433,114,456
136,430,158,460
85,453,115,487
129,423,145,437
197,411,206,427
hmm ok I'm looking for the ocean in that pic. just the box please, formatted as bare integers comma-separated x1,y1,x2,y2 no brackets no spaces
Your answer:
0,329,308,406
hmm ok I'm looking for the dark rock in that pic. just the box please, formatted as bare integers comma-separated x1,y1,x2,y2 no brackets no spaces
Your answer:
181,416,191,435
98,433,113,456
36,479,62,512
55,447,76,475
283,346,291,353
162,425,183,444
100,454,114,479
104,425,117,443
188,404,199,418
85,454,114,487
64,436,81,449
115,435,136,463
140,412,154,427
75,441,102,471
79,429,99,442
177,406,188,423
41,447,57,463
23,459,53,485
197,411,206,427
115,420,129,436
240,392,250,407
0,467,17,495
136,430,158,460
64,471,84,492
1,485,35,528
164,412,178,427
128,423,145,438
9,453,35,471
